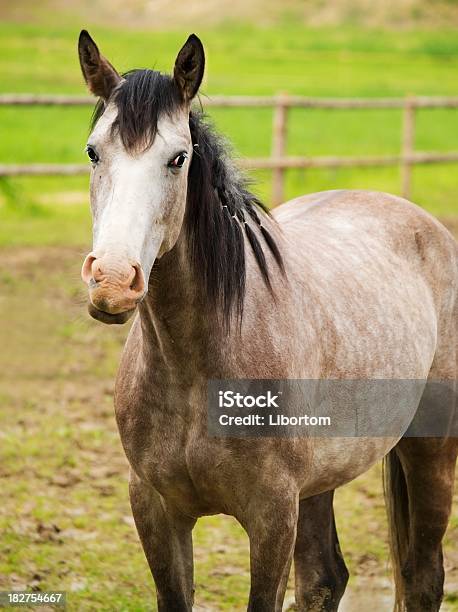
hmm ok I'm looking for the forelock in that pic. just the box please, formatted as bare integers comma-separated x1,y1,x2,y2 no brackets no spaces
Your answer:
90,69,183,152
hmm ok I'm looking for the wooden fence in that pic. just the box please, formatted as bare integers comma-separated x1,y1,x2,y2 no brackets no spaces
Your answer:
1,93,458,205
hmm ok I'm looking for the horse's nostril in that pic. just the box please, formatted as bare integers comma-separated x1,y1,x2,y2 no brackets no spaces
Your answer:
81,253,97,284
130,264,145,295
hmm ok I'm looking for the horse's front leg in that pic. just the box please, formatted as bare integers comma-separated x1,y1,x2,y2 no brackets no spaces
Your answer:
129,470,196,612
243,492,299,612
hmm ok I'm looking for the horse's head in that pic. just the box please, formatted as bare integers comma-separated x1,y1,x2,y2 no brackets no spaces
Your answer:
78,31,205,324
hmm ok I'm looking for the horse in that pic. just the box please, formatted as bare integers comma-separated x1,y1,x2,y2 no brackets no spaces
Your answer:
78,30,458,611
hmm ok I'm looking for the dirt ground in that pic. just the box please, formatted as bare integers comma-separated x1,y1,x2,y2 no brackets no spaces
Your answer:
0,221,457,610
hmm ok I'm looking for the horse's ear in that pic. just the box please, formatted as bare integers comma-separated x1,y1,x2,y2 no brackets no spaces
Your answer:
173,34,205,103
78,30,121,100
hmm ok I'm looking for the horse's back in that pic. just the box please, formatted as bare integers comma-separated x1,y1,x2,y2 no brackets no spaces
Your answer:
274,189,458,308
275,189,455,253
272,190,457,379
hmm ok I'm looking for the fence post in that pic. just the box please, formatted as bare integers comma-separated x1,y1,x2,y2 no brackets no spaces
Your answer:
401,97,416,200
271,92,289,206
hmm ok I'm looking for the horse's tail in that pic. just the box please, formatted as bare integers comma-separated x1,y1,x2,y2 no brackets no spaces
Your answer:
383,449,409,612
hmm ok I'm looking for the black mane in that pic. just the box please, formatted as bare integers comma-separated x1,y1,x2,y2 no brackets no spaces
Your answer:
186,112,284,323
90,69,284,325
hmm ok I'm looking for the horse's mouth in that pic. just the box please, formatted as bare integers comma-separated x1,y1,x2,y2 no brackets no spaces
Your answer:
87,302,136,325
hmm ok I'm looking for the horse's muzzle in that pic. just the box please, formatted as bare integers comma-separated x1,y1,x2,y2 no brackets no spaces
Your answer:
81,252,146,324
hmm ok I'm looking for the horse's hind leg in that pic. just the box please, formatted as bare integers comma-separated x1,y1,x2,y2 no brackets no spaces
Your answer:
294,491,349,612
389,436,458,611
129,471,196,612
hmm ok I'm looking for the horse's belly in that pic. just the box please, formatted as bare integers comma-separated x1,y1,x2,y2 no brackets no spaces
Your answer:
301,436,398,497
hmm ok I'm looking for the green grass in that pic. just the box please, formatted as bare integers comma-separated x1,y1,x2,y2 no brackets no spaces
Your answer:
1,21,458,247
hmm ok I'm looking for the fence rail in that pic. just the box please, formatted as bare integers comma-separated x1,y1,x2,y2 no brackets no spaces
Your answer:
1,94,458,204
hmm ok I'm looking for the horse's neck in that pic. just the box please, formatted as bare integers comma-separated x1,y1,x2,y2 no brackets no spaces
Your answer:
138,236,221,375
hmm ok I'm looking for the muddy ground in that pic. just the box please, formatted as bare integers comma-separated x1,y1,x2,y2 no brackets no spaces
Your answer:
0,232,457,610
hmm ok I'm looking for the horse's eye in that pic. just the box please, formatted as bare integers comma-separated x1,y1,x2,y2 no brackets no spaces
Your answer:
168,152,188,169
86,146,99,164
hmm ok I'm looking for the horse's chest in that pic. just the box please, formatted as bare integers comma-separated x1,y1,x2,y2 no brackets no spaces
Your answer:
116,394,217,512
